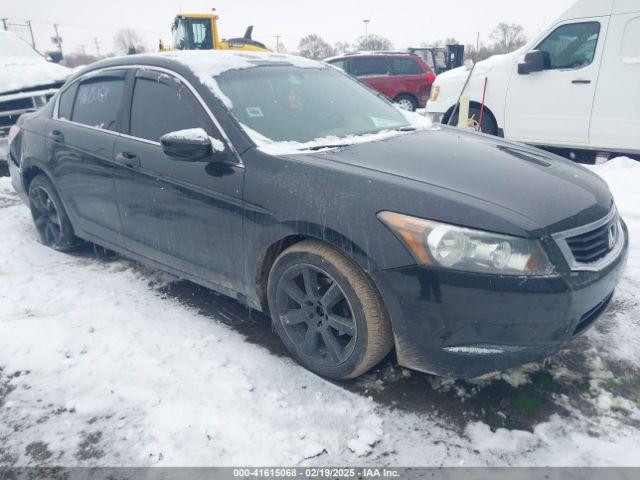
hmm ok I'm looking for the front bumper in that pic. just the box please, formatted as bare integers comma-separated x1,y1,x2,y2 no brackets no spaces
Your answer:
371,224,629,378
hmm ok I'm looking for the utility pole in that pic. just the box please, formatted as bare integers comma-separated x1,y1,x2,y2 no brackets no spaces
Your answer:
93,37,101,57
275,34,281,53
53,23,63,54
363,19,370,50
1,18,8,31
79,44,87,63
26,20,36,49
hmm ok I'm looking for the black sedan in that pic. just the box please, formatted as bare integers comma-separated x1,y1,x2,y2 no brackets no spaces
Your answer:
7,51,628,380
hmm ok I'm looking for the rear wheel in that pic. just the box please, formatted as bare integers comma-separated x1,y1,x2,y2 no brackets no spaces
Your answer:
267,240,393,380
28,175,82,251
394,94,418,111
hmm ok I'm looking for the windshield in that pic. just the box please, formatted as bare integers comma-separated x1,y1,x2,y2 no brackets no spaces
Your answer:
0,33,42,59
216,66,410,143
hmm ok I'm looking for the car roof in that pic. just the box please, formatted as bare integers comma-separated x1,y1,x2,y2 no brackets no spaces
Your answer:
325,52,420,62
68,50,329,85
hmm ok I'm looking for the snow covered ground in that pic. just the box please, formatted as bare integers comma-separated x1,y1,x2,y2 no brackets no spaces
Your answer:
0,158,639,466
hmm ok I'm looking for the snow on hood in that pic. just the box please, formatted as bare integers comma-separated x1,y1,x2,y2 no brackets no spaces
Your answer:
0,31,71,95
0,60,71,95
243,109,436,155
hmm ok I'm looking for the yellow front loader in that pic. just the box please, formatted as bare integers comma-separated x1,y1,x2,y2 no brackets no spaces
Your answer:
161,13,268,52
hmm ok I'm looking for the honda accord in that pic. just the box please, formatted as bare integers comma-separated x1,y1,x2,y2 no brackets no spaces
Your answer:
7,51,628,380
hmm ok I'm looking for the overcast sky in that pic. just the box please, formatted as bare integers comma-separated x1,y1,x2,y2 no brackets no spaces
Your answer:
5,0,576,56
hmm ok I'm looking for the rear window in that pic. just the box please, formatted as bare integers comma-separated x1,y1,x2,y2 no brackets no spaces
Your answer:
350,57,389,77
390,57,423,75
72,77,124,131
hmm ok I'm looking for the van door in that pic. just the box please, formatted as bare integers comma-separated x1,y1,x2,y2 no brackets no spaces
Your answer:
590,12,640,153
504,19,609,146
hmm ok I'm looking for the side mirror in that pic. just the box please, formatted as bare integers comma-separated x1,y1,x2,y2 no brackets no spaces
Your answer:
160,128,227,162
518,50,550,75
47,51,64,63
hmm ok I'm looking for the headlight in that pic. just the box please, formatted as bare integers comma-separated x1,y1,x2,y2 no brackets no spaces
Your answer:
378,211,555,276
430,85,441,102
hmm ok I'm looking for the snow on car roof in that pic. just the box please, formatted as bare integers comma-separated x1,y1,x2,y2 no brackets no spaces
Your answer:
155,49,328,76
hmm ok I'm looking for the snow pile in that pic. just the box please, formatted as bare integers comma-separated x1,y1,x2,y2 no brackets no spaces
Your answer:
241,109,435,156
0,31,70,94
0,157,639,466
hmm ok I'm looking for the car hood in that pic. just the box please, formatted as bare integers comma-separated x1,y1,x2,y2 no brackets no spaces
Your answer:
301,127,613,235
0,58,70,95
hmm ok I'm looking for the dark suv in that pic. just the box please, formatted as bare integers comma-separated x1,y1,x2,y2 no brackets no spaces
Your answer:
8,51,627,381
326,53,435,111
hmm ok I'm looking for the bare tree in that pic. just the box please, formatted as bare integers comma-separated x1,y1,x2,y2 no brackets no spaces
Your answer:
354,34,393,52
334,41,351,55
113,28,147,55
297,34,336,60
428,38,461,48
490,23,527,54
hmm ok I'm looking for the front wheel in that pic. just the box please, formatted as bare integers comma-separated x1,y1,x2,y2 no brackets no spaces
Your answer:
28,174,82,251
394,94,418,111
449,106,498,136
267,240,394,380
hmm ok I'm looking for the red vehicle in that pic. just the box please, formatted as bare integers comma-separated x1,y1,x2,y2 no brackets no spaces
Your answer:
326,53,436,111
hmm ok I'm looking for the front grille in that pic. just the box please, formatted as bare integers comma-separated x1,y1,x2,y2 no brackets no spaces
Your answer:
0,97,34,112
565,220,616,263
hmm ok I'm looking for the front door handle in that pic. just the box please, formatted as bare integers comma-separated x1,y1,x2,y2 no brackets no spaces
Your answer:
572,79,592,84
115,151,140,168
48,129,65,143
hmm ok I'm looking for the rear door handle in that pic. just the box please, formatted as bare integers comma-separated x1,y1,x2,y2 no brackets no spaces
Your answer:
572,79,592,84
115,151,140,168
48,129,65,143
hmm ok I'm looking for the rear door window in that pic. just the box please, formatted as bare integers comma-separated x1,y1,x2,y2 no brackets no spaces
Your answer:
350,57,389,77
57,83,78,120
129,73,213,142
390,57,423,75
536,22,601,69
72,75,125,131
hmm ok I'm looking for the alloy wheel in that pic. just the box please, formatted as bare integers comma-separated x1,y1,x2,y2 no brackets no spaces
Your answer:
275,264,357,366
396,98,415,111
30,187,62,246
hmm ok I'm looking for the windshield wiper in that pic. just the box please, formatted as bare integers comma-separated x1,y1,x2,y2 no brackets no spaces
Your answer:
299,144,352,151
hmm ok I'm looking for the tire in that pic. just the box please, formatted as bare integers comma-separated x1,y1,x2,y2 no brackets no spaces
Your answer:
28,174,82,251
449,105,498,136
394,94,418,112
267,240,393,380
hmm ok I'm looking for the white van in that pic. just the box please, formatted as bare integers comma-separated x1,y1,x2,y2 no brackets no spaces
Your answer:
426,0,640,157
